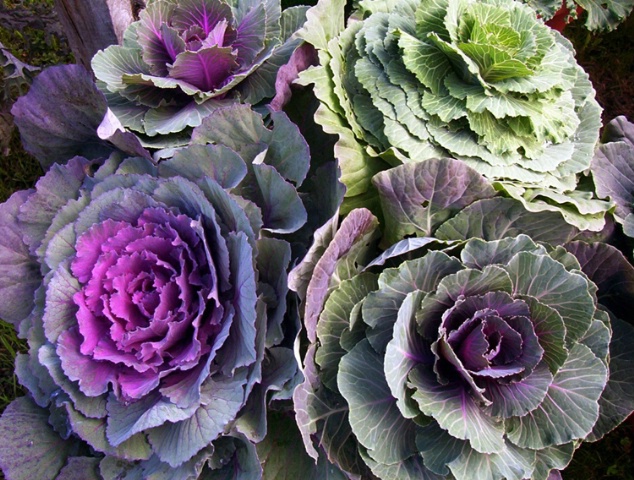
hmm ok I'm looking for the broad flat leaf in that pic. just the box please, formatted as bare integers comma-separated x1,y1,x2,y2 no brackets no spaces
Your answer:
143,97,229,136
251,163,307,233
385,290,433,419
147,371,248,467
316,273,379,390
588,317,634,440
576,0,634,31
409,364,506,454
303,208,379,343
338,339,420,465
0,396,71,480
11,65,113,168
106,391,198,447
216,232,257,375
591,141,634,220
373,158,496,244
0,190,40,325
359,447,444,480
297,0,346,50
601,115,634,145
505,251,595,345
532,443,575,480
505,343,607,449
293,344,372,477
363,251,463,353
169,46,239,91
159,144,247,189
435,197,578,245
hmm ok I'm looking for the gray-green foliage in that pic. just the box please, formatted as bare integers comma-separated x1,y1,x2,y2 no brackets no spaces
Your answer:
298,0,610,230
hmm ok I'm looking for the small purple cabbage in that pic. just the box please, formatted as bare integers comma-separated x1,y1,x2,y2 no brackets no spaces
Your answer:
92,0,309,138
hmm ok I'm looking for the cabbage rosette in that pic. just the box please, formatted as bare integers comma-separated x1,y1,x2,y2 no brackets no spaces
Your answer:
0,105,317,479
291,206,634,479
297,0,608,229
92,0,308,140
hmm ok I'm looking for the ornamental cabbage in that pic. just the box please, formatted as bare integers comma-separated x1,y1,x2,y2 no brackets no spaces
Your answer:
0,104,336,479
521,0,634,32
92,0,308,140
291,206,634,480
591,115,634,240
297,0,609,229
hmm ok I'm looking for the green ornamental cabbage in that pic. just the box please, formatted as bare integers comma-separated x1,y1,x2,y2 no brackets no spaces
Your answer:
298,0,609,229
290,207,634,480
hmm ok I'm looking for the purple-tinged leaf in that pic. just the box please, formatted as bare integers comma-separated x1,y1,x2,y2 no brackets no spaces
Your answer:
11,65,113,168
171,0,233,37
409,361,506,454
303,209,379,343
373,159,496,245
169,46,239,91
591,141,634,220
252,163,307,234
56,457,101,480
147,371,248,467
233,3,267,68
270,43,318,112
339,339,420,465
385,290,433,419
601,115,634,146
0,190,40,326
483,363,552,419
564,241,634,321
216,232,257,375
588,316,634,440
0,396,72,480
436,197,579,245
506,343,607,449
137,21,185,76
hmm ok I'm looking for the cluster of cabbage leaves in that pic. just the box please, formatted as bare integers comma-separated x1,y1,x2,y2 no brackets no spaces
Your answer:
92,0,308,143
298,0,611,230
290,173,634,479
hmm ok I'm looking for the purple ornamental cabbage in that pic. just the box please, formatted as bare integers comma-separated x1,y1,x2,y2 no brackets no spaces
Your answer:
0,105,320,479
290,206,634,480
92,0,308,140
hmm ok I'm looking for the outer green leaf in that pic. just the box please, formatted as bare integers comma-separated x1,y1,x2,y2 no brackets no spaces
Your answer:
338,339,420,465
436,197,578,245
409,364,506,454
317,273,379,390
505,251,595,345
505,343,607,449
385,290,431,419
588,316,634,441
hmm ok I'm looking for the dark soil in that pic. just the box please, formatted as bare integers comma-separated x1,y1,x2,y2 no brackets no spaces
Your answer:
567,14,634,128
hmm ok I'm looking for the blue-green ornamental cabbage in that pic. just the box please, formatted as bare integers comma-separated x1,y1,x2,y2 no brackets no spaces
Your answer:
297,0,610,229
91,0,308,142
290,206,634,479
0,105,326,480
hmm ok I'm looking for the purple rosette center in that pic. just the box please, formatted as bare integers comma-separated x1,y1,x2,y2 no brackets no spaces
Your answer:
59,207,221,402
433,291,543,400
